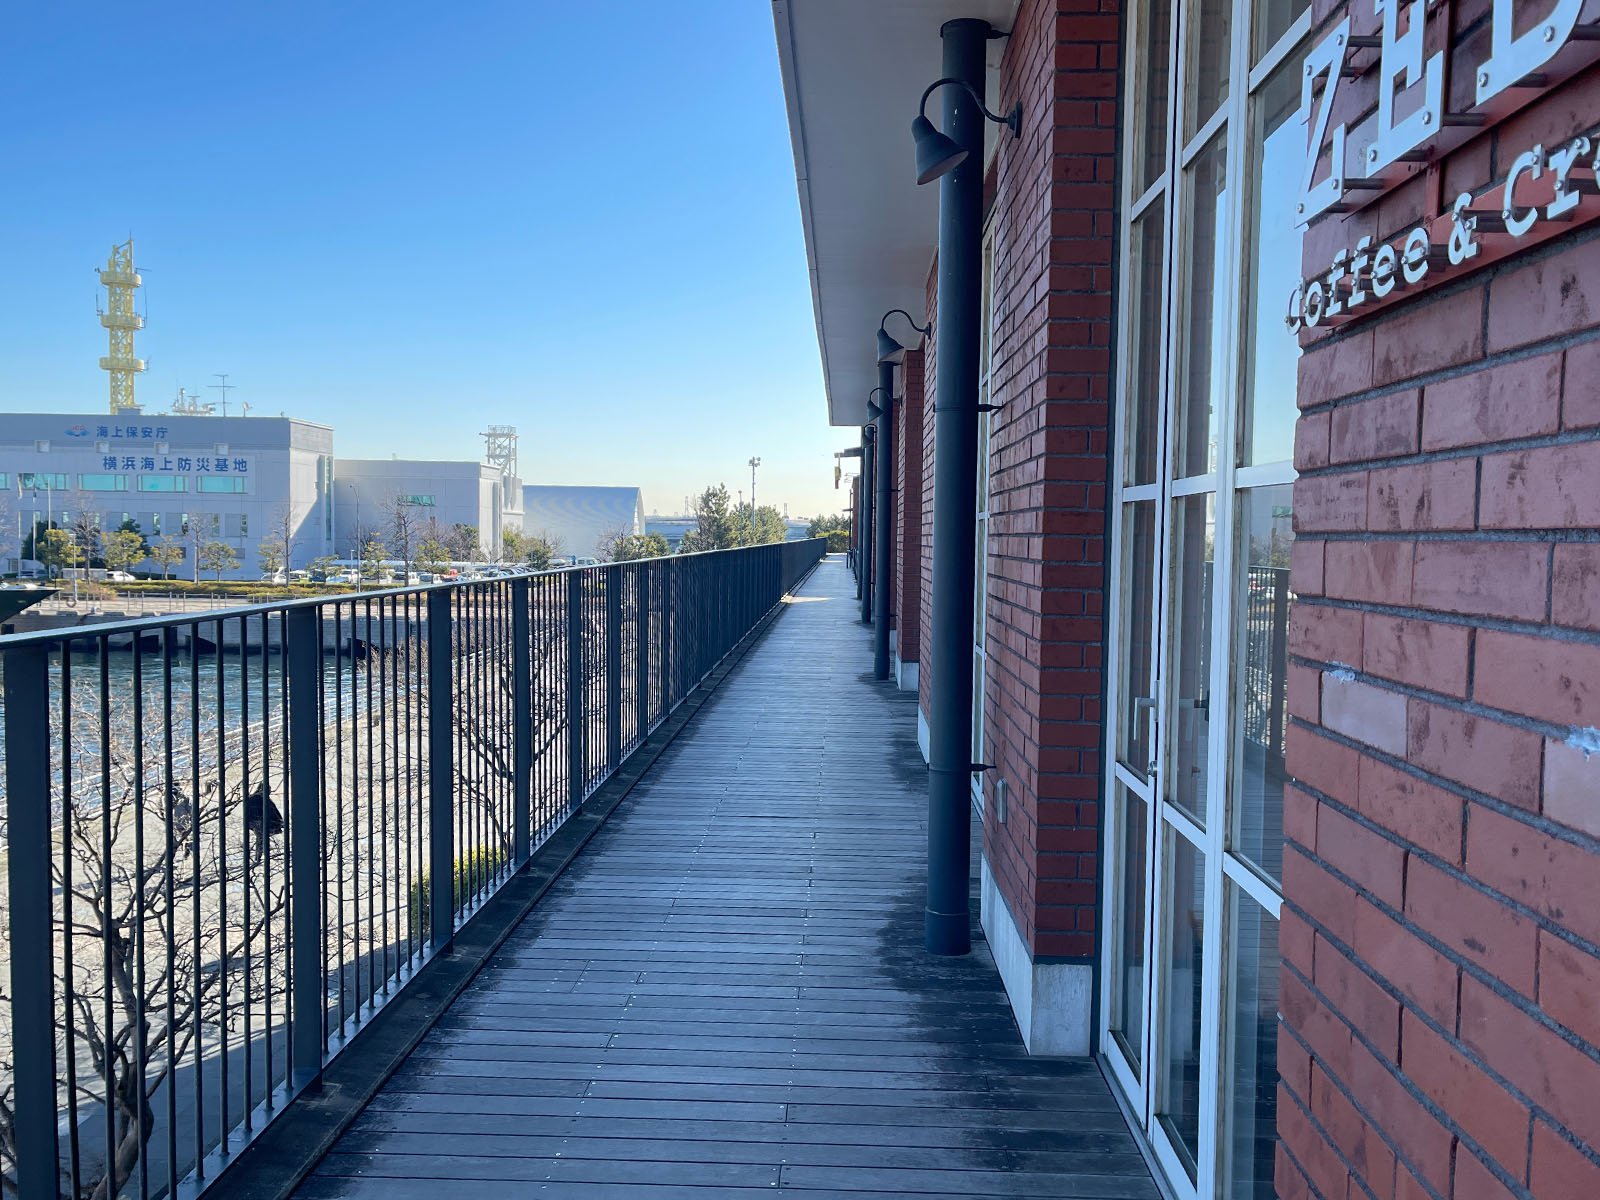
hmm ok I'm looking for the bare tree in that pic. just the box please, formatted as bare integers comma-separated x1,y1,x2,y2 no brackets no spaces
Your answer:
0,685,289,1199
594,524,628,563
0,489,12,570
385,495,418,579
442,524,481,563
257,504,297,580
66,494,103,571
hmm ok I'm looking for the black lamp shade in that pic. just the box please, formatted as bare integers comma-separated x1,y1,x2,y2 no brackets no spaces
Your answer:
865,400,882,422
877,326,907,364
912,114,966,185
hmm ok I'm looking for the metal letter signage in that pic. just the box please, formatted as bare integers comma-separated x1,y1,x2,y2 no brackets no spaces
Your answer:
1479,0,1584,104
1294,0,1600,229
1287,127,1600,333
1369,0,1442,175
1296,19,1351,226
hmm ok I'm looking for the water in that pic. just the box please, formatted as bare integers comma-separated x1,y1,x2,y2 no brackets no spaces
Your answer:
0,646,393,816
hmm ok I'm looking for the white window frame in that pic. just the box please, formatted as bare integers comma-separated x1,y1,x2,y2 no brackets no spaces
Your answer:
1099,0,1307,1196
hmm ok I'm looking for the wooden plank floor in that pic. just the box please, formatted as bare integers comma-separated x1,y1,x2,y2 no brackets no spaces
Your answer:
294,557,1158,1199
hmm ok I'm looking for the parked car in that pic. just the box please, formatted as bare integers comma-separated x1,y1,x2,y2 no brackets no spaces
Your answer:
106,571,137,583
258,572,287,584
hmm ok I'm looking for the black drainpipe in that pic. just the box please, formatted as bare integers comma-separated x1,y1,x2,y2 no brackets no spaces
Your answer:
859,422,875,625
874,361,895,680
923,16,989,956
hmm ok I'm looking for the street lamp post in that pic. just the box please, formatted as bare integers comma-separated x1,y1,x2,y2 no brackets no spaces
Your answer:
347,483,363,593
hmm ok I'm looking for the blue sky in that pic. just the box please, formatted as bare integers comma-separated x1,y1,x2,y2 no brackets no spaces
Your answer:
0,2,849,519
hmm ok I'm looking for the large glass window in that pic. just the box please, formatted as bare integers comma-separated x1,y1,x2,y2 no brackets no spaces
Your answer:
78,473,127,491
1224,885,1281,1200
1169,494,1215,826
198,475,247,493
1158,832,1206,1178
139,475,188,492
1184,0,1233,140
1127,204,1168,486
1240,59,1307,466
1133,0,1174,196
1176,132,1228,479
1118,501,1158,779
1112,783,1150,1070
1233,485,1293,882
19,472,68,490
1103,0,1304,1194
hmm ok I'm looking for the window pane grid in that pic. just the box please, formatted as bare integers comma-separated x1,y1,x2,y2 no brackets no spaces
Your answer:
1106,0,1302,1192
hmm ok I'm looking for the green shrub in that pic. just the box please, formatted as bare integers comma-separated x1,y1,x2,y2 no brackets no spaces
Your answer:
825,529,850,553
408,844,510,932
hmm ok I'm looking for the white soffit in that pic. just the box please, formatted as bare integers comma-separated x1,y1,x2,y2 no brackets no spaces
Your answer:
773,0,1020,428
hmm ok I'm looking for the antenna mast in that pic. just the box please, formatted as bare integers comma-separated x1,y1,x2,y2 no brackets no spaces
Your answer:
209,373,236,417
97,238,146,414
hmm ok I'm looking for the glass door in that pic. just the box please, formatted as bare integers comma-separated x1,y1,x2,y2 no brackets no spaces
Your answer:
1102,0,1307,1194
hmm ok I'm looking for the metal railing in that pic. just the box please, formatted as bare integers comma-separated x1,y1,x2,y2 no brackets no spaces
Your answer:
0,538,825,1200
1241,564,1291,758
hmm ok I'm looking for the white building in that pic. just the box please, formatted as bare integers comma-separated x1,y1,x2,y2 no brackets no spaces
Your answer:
522,486,645,560
0,410,334,577
334,458,522,561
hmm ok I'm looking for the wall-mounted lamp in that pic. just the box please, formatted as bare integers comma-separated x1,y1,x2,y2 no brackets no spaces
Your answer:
877,308,931,365
865,386,890,423
911,77,1022,185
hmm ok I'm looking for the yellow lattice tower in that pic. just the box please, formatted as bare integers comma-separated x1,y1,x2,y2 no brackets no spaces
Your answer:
98,239,146,414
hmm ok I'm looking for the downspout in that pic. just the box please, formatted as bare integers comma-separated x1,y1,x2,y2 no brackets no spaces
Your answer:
859,423,875,625
924,17,989,956
874,363,895,680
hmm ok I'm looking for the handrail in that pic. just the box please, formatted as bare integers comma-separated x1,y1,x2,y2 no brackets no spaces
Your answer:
0,540,823,648
0,538,827,1199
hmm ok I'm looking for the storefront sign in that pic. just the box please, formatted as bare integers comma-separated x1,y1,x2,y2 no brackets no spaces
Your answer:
1287,128,1600,332
91,424,171,441
98,454,249,473
1295,0,1600,228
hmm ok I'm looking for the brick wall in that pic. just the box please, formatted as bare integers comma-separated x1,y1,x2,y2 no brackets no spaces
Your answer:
896,348,925,669
1280,59,1600,1200
966,0,1118,960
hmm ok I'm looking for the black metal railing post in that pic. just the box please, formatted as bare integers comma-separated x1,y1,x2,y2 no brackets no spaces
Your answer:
606,564,623,771
511,576,532,865
661,557,674,711
4,642,58,1199
635,564,649,738
426,588,455,952
286,604,325,1090
566,569,586,809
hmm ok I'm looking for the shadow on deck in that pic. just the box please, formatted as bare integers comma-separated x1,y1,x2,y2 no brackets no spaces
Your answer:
292,557,1157,1198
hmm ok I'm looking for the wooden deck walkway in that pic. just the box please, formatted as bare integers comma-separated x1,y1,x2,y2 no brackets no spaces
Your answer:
294,556,1158,1199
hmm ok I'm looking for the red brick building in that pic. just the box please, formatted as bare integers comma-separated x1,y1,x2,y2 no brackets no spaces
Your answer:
777,0,1600,1196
